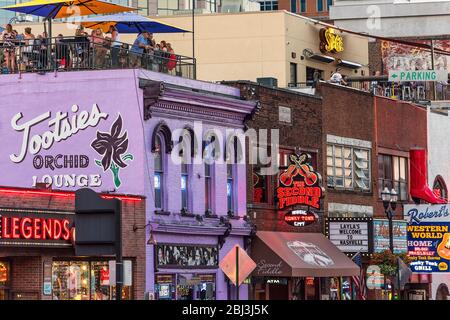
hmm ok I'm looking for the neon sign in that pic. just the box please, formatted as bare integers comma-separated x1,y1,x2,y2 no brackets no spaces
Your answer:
284,209,317,227
320,28,344,54
277,153,324,210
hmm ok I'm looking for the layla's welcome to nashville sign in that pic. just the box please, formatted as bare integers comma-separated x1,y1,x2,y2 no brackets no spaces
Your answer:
277,153,324,211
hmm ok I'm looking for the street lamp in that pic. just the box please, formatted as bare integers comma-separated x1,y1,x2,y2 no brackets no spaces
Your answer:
381,187,398,252
381,187,401,300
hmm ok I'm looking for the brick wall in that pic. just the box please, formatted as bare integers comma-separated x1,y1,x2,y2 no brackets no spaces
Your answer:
369,40,383,75
228,81,324,233
319,83,377,221
374,96,428,218
0,189,146,300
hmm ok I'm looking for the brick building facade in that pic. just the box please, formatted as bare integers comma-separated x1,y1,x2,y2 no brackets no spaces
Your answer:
226,81,323,233
225,80,428,300
0,187,146,300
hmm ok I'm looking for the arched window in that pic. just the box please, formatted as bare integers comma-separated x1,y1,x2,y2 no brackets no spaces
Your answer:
204,135,217,214
154,134,165,210
225,136,240,216
179,127,196,213
433,175,448,201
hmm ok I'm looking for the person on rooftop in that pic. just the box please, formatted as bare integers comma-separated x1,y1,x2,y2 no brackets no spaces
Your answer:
1,24,17,73
130,30,154,68
330,68,347,86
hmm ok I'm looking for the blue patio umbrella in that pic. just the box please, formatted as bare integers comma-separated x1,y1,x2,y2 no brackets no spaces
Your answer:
78,12,190,34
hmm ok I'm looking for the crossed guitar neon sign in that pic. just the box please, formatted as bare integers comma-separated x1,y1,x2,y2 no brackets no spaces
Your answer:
277,153,324,210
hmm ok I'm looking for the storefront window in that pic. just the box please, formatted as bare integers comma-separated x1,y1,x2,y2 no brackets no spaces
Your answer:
177,274,216,300
0,261,10,300
155,273,216,300
68,261,90,300
341,277,353,300
155,274,176,300
0,262,9,285
52,260,133,300
90,261,111,300
329,277,340,300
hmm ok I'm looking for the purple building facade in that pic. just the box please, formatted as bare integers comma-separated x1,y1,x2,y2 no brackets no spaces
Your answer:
0,69,257,300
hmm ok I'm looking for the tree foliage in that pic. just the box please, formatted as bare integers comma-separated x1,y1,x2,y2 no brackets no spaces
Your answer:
370,250,412,276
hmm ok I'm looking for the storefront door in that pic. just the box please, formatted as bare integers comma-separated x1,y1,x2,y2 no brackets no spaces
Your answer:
268,284,289,300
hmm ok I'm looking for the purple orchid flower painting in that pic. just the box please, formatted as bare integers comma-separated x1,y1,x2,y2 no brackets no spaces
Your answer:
91,114,134,188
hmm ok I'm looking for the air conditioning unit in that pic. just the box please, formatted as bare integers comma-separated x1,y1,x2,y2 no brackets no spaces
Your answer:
257,77,278,87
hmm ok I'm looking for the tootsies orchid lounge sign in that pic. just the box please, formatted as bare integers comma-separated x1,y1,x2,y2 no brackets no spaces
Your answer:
0,208,74,247
1,101,143,194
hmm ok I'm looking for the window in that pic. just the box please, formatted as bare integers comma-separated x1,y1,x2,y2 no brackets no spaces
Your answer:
317,0,323,12
300,0,306,12
181,160,189,210
205,162,213,211
179,128,195,213
260,0,278,11
327,145,371,191
204,135,217,213
154,135,164,210
290,63,298,86
378,154,408,201
326,0,332,11
206,0,217,12
290,0,297,13
433,176,448,201
157,0,179,15
0,261,9,285
52,260,132,300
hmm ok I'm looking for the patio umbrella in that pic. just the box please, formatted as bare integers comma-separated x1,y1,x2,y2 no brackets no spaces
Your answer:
78,12,189,34
1,0,135,19
1,0,135,39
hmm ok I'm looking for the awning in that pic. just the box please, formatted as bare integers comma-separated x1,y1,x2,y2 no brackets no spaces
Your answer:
251,231,360,277
302,49,335,63
336,59,362,69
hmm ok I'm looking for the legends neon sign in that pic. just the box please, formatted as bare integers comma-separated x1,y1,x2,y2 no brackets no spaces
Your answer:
277,153,324,210
0,209,74,245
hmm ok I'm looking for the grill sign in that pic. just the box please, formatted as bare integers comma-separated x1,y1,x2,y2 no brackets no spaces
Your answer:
284,210,317,227
277,153,323,210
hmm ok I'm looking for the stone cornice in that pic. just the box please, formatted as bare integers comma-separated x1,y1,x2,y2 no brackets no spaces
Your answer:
153,220,253,236
151,101,247,127
142,81,258,124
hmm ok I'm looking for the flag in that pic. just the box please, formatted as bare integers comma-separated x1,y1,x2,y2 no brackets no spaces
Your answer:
351,252,367,300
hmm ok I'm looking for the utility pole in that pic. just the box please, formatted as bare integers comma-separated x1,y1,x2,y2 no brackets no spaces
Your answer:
430,39,437,101
192,0,196,79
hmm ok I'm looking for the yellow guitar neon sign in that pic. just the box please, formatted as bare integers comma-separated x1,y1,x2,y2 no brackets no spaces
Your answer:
319,28,344,54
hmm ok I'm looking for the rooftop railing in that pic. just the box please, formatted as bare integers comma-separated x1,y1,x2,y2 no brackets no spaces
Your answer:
0,36,196,79
288,76,450,102
346,76,449,102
